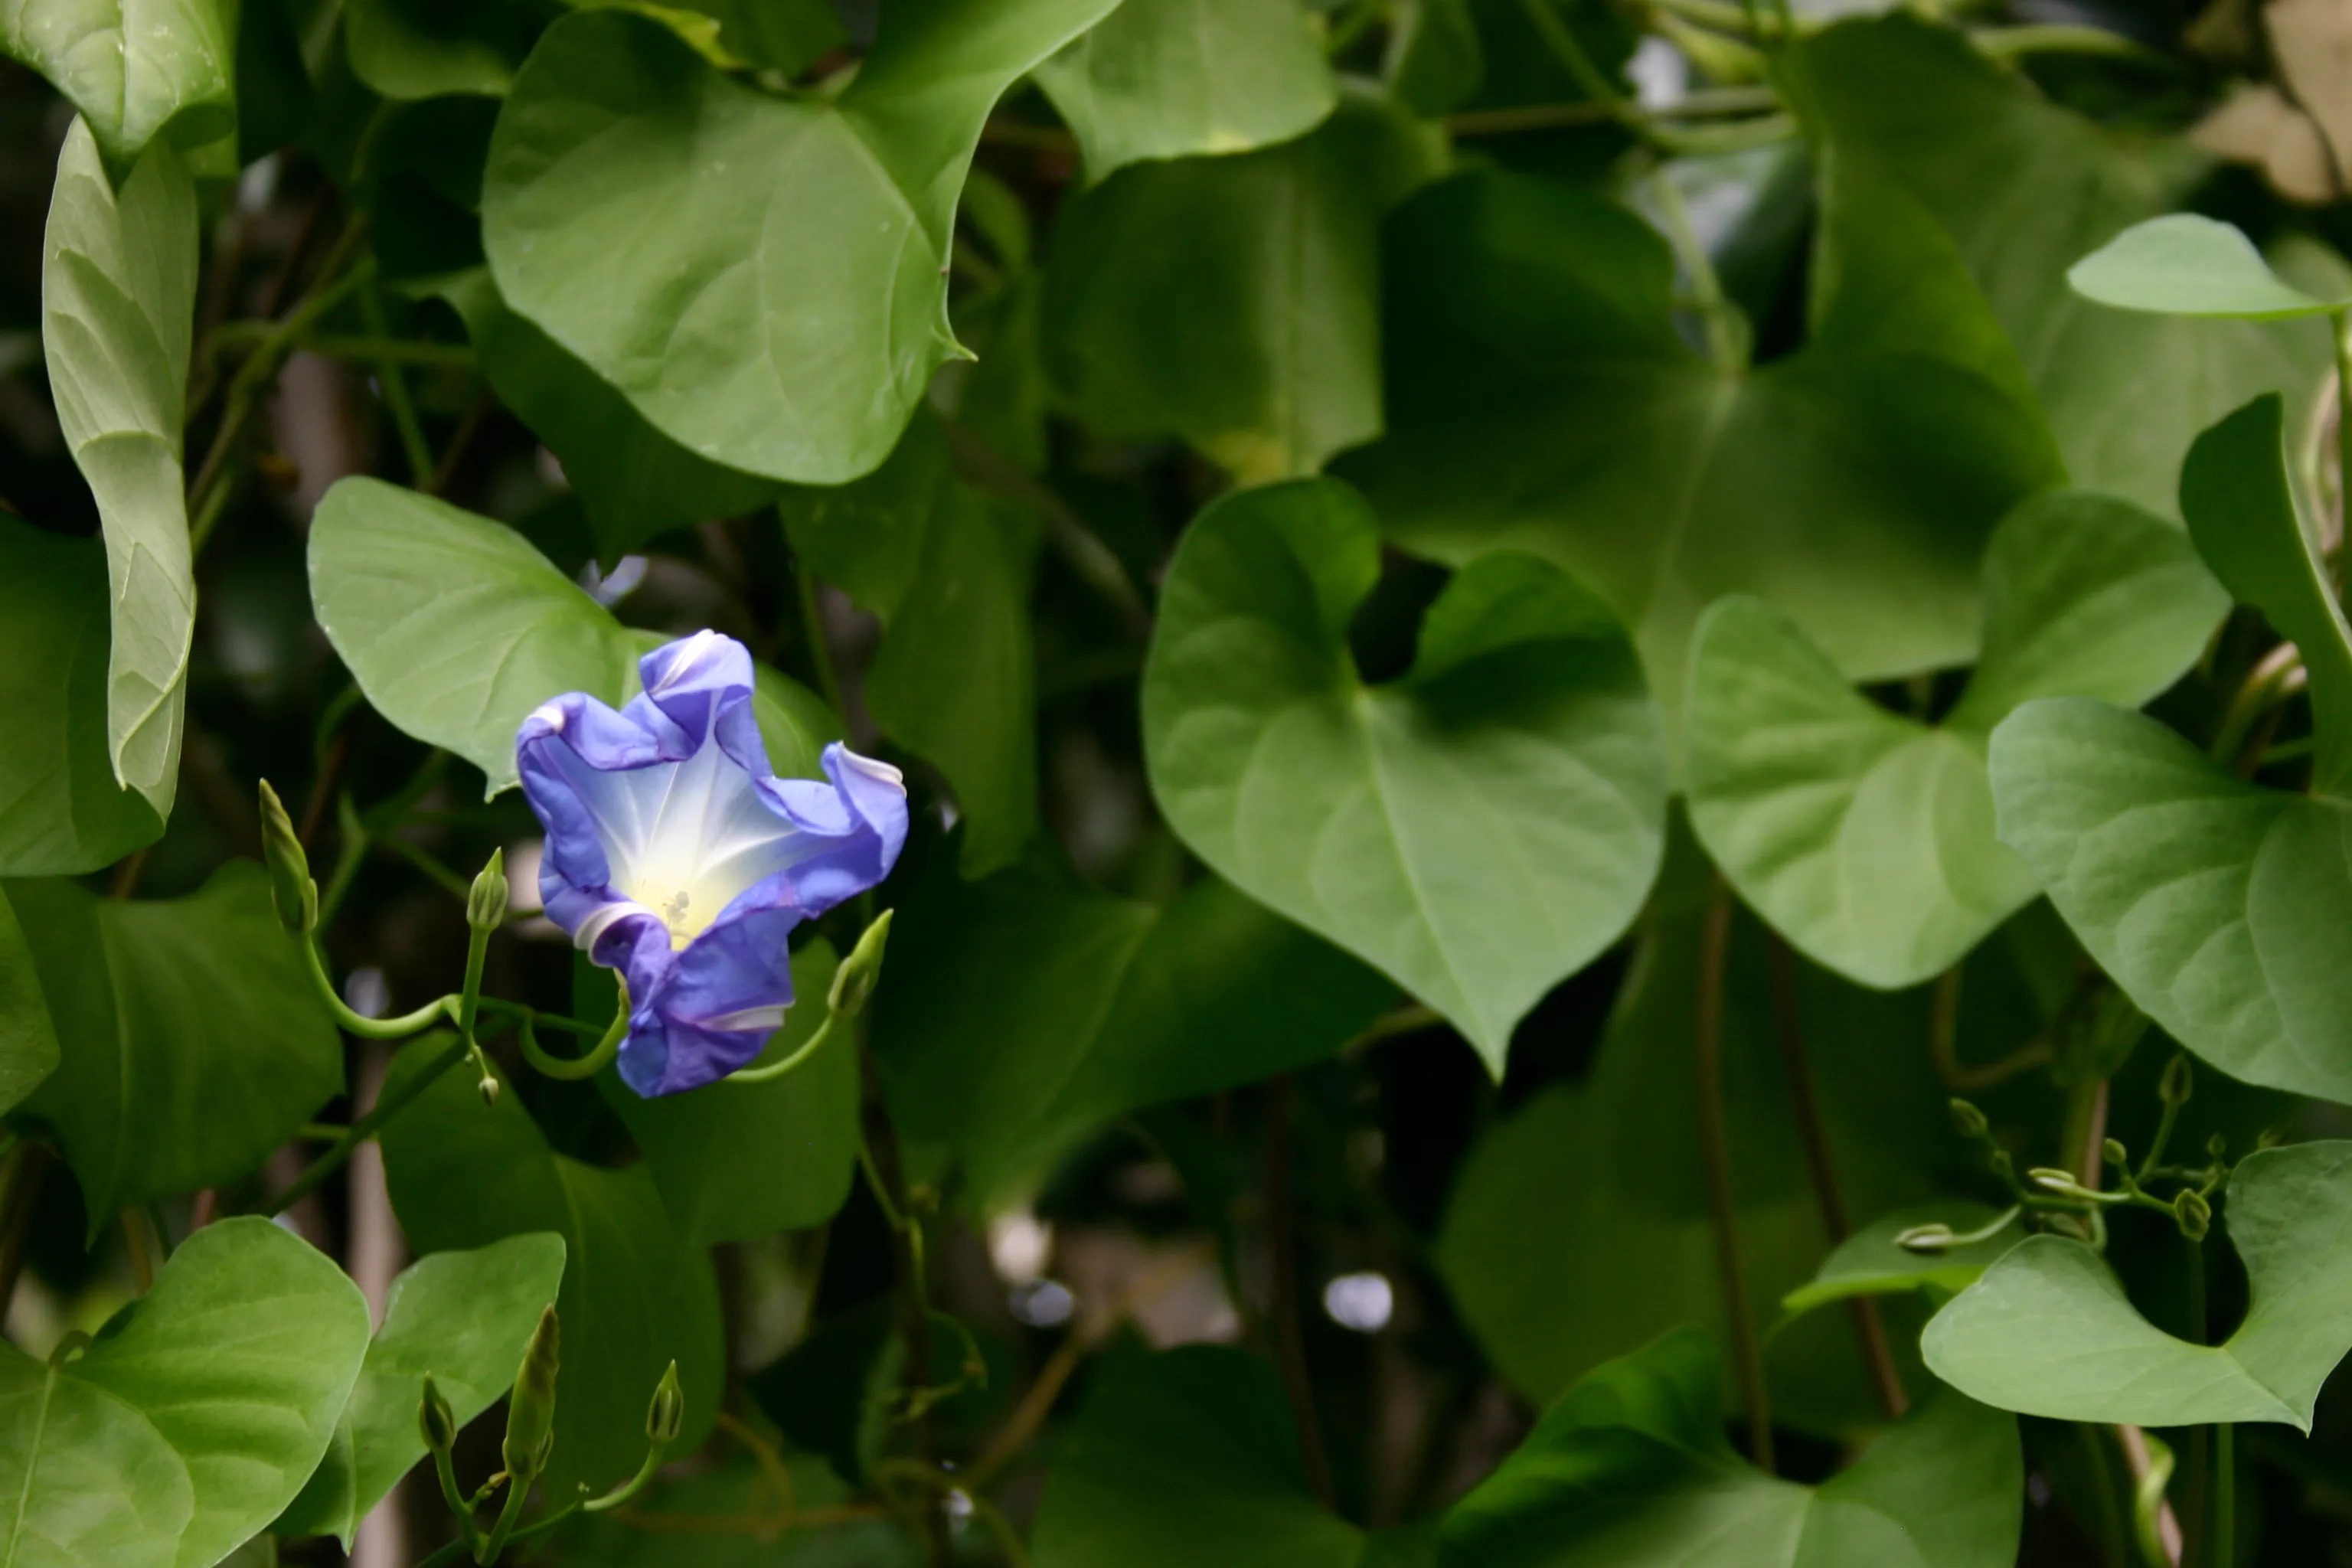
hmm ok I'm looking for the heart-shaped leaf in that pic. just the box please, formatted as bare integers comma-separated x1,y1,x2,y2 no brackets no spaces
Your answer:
277,1233,567,1545
8,864,342,1227
41,119,198,819
1338,159,2060,739
1142,477,1667,1070
0,1217,369,1568
1804,15,2345,518
381,1038,722,1498
2068,214,2352,320
3,2,234,170
1687,492,2226,988
1043,87,1441,482
1438,1327,2021,1567
875,861,1393,1204
309,478,831,795
1923,1140,2352,1429
0,517,162,874
1033,0,1337,182
1988,394,2352,1101
482,0,1119,485
603,942,862,1245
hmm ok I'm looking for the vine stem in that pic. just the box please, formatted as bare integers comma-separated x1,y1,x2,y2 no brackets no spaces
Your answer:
2337,308,2352,568
1697,897,1772,1468
1264,1075,1335,1508
858,1056,951,1568
266,1036,471,1217
1766,938,1906,1418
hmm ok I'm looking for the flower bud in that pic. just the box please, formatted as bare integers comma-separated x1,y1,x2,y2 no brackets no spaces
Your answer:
1895,1223,1955,1254
258,780,317,936
2027,1167,2087,1197
828,909,894,1020
646,1359,684,1444
2174,1187,2212,1241
502,1305,561,1481
2207,1132,2229,1161
478,1075,501,1108
2159,1054,2194,1108
468,848,509,933
2102,1138,2128,1171
1948,1099,1988,1140
419,1374,457,1455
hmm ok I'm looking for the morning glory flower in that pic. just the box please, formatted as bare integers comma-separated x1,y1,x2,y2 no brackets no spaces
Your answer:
516,631,907,1096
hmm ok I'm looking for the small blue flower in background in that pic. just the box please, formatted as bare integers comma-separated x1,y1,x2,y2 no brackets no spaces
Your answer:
517,630,907,1096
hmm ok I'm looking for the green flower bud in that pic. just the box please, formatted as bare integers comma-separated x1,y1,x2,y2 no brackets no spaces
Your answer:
502,1305,561,1481
827,909,894,1019
2027,1167,2086,1197
646,1359,684,1444
479,1075,501,1108
419,1374,457,1455
2174,1187,2213,1242
468,847,509,933
2159,1054,2194,1108
2102,1138,2128,1171
258,780,317,936
2207,1132,2229,1161
1948,1099,1988,1140
1894,1223,1955,1254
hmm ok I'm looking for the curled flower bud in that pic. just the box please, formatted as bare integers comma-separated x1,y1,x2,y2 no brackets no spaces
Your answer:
1895,1223,1955,1254
828,909,894,1021
2027,1167,2088,1198
2174,1187,2213,1242
2160,1054,2194,1108
1949,1099,1989,1140
646,1359,684,1444
419,1374,457,1455
468,847,509,933
503,1305,561,1482
258,780,317,936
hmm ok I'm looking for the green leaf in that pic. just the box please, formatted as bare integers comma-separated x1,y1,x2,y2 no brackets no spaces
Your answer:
1032,0,1338,181
1988,397,2352,1101
1142,478,1667,1070
874,864,1393,1204
604,942,861,1245
1339,163,2060,743
1686,492,2226,988
310,479,834,795
0,517,162,874
1804,14,2344,516
1043,87,1442,481
0,890,59,1121
277,1233,567,1545
381,1037,723,1498
9,864,343,1227
1032,1344,1423,1568
1780,1204,2020,1319
1923,1140,2352,1429
482,0,1119,485
1438,1328,2021,1567
2067,214,2352,320
345,0,541,100
0,1217,369,1568
780,416,1039,874
41,119,199,819
3,1,235,168
435,270,781,560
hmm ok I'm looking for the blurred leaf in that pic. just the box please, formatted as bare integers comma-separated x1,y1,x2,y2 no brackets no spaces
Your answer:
345,0,544,99
780,416,1039,875
1340,164,2060,745
874,864,1393,1204
381,1038,723,1498
0,518,162,874
556,1452,921,1566
605,942,860,1244
1044,89,1442,482
10,864,343,1228
1990,396,2352,1101
0,1217,368,1568
1143,477,1666,1071
1805,13,2343,517
1925,1141,2352,1429
4,1,235,168
1687,492,2226,988
0,890,59,1120
1033,0,1337,181
482,0,1119,485
277,1233,567,1545
436,270,782,560
2067,214,2352,320
1780,1204,2020,1319
1438,1327,2020,1567
41,119,199,820
1032,1345,1425,1567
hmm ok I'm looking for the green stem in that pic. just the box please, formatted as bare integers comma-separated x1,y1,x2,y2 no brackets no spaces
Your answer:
2336,308,2352,567
475,1472,532,1564
793,544,847,718
1695,896,1773,1469
209,323,475,368
358,280,435,483
431,1444,483,1553
517,1000,628,1082
266,1036,471,1217
302,936,456,1040
1445,84,1777,137
1648,168,1747,371
581,1441,668,1514
1970,22,2167,65
457,921,495,1086
725,1014,837,1086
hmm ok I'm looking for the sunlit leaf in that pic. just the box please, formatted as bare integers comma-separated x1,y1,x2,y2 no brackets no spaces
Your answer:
4,1,235,168
2068,214,2352,320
